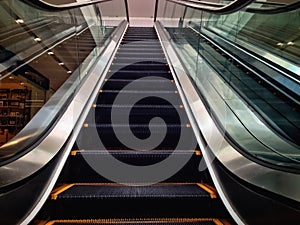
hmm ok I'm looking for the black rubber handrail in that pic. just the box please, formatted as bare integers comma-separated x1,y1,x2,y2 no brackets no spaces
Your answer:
167,0,300,15
253,0,285,6
20,0,113,11
167,0,256,14
245,1,300,14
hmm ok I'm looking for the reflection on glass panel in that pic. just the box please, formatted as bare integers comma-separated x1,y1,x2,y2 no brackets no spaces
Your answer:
0,0,125,150
0,73,45,144
204,5,300,65
156,0,300,168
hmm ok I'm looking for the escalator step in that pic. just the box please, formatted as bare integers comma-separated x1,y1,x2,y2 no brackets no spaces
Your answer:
45,183,224,219
109,63,169,71
82,123,191,134
52,183,214,200
122,37,159,41
120,45,162,49
113,57,167,64
96,91,181,105
117,48,163,54
101,79,175,91
87,104,188,124
92,104,182,110
42,218,228,225
57,150,202,183
121,41,160,45
77,123,195,149
107,71,171,79
116,52,165,58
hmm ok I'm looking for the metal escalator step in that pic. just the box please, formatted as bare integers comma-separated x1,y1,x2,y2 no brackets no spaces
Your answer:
118,48,163,53
98,90,176,94
96,91,181,105
52,183,214,200
44,218,228,225
101,79,175,91
126,30,157,33
80,123,192,141
58,150,202,183
92,104,183,112
109,63,169,71
122,39,159,42
124,33,157,35
84,123,191,133
116,52,164,58
88,103,188,124
124,33,158,36
72,149,199,161
113,57,167,64
121,40,160,43
123,37,159,40
76,123,196,150
119,44,162,49
71,149,201,155
47,183,221,218
108,71,171,79
103,78,171,83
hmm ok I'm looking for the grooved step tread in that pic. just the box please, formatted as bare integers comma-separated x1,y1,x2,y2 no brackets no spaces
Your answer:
70,150,201,156
51,183,217,200
41,218,231,225
98,90,176,94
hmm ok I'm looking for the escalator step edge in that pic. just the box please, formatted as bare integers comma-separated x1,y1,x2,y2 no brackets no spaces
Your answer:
37,218,232,225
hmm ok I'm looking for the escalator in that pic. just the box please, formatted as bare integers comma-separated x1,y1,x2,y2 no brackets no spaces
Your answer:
1,1,300,225
166,26,300,146
32,27,234,225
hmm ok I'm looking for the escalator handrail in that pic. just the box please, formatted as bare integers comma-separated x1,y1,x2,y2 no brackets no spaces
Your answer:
0,20,128,188
167,0,300,15
245,1,300,14
155,21,300,205
20,0,113,11
20,0,130,21
166,0,256,14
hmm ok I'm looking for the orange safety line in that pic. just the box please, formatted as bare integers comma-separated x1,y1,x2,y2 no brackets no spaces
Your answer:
196,183,218,199
213,218,226,225
51,184,75,200
44,221,56,225
195,150,202,156
36,220,52,225
218,219,232,225
202,183,218,194
70,150,82,156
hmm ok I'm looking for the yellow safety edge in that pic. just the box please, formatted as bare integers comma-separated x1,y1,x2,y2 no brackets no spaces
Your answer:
196,183,218,199
51,184,75,200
